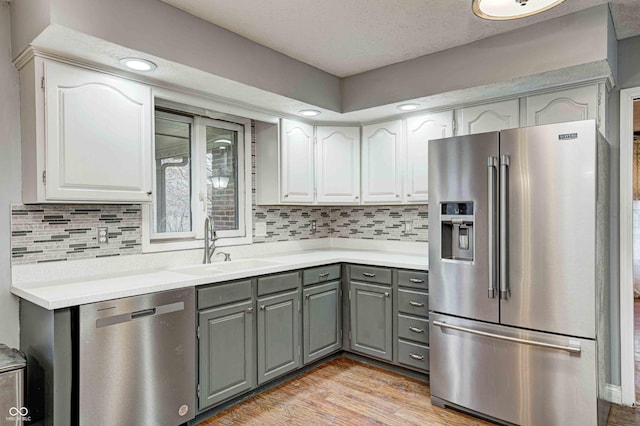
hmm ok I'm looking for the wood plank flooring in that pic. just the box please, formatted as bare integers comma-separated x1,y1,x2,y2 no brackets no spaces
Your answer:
200,304,640,426
198,357,491,426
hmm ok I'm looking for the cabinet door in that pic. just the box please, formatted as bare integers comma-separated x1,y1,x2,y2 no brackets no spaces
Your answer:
303,281,341,364
350,281,393,361
45,60,152,202
456,99,519,136
526,85,598,127
198,300,255,410
405,111,453,202
361,120,403,203
280,119,315,203
257,288,301,385
316,126,360,204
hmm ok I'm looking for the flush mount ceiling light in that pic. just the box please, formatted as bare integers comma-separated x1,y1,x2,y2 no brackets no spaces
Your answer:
299,109,321,117
397,104,421,111
472,0,566,21
119,58,157,71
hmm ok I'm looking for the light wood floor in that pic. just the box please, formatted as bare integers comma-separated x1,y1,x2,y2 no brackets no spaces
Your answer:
198,354,640,426
199,357,491,425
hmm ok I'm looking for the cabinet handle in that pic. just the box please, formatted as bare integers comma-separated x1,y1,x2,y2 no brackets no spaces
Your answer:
284,194,289,198
246,307,254,314
305,294,310,300
355,196,359,199
146,191,152,196
260,305,266,310
362,272,376,278
409,301,424,307
384,292,390,297
409,326,424,334
407,194,411,197
395,194,400,198
319,272,330,277
409,353,424,361
409,278,424,284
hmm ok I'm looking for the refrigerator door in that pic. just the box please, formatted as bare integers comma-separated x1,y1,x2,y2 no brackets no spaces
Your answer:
430,313,597,426
428,132,499,323
499,121,597,338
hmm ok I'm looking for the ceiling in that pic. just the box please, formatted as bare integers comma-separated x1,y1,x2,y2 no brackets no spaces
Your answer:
161,0,640,77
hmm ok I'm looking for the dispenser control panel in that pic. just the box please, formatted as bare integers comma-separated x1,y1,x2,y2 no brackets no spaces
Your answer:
440,202,474,262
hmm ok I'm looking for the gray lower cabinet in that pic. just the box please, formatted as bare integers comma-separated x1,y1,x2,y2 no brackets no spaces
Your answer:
303,281,341,364
257,288,301,385
198,299,255,410
349,281,393,361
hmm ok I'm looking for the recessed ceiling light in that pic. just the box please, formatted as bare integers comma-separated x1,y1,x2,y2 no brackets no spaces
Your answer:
472,0,566,21
299,110,321,117
397,104,421,111
120,58,157,72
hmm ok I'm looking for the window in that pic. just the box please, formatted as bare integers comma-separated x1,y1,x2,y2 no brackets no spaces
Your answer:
144,102,252,251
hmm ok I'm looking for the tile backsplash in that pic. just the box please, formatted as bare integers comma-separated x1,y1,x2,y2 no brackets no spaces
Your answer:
330,205,428,242
11,204,142,264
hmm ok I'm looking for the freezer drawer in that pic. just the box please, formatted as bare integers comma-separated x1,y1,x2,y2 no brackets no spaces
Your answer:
430,313,598,426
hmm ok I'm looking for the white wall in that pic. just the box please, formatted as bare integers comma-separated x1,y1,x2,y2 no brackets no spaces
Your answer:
0,3,22,348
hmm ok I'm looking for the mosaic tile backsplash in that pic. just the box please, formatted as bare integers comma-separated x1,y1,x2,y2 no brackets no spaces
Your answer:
11,204,142,264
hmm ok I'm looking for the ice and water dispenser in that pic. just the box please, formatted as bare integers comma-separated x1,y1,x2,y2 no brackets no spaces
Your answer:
440,202,474,262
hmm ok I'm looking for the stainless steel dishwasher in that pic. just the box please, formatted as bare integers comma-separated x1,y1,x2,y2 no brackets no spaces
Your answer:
79,287,196,426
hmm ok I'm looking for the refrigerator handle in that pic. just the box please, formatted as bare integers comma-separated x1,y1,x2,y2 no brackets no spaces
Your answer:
499,155,510,300
487,156,498,299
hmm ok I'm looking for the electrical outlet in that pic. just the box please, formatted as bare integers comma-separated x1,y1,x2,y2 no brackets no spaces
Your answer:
311,220,317,234
403,221,413,233
97,227,109,244
255,221,267,237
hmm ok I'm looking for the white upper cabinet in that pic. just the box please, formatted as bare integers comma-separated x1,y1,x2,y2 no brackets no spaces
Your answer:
405,111,453,202
526,85,600,128
456,99,520,136
280,119,315,203
20,57,153,203
362,120,404,203
316,126,360,204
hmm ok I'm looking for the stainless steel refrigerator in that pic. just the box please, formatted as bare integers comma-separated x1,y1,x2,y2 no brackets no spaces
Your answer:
428,120,611,426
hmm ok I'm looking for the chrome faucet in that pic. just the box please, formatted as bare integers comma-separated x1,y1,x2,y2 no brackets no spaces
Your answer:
203,216,218,264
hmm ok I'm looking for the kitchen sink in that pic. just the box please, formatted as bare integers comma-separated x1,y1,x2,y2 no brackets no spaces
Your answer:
173,259,281,276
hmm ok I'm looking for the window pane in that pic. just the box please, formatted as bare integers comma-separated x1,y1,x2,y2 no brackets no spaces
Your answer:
154,114,192,234
206,126,239,231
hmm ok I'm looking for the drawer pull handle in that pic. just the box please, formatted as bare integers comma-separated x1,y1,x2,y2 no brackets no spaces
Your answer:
319,272,330,277
362,272,376,278
384,292,390,297
409,301,425,307
260,305,266,310
409,327,424,334
246,307,254,314
409,278,424,284
409,353,424,361
305,294,311,300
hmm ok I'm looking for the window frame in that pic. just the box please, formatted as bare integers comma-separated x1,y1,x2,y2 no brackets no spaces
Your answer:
142,90,253,253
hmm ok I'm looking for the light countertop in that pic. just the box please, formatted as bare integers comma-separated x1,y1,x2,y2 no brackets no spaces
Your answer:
11,249,427,310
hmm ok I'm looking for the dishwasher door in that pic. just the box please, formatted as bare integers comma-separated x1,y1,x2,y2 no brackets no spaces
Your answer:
79,287,196,426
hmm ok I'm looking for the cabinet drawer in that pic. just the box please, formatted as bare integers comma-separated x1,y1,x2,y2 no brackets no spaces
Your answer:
198,280,252,310
397,314,429,345
397,288,429,317
303,265,341,286
397,270,428,290
349,265,392,285
258,272,300,296
398,340,429,372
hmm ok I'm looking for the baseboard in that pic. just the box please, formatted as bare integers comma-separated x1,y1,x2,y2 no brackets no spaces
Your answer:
605,384,622,404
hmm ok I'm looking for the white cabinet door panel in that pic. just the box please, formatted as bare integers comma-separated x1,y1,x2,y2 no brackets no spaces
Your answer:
526,85,598,127
280,119,314,203
457,100,519,136
405,111,453,202
316,126,360,204
45,60,152,202
362,120,403,203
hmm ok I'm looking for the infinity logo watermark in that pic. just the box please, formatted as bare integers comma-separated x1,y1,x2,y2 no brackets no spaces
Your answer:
6,406,31,422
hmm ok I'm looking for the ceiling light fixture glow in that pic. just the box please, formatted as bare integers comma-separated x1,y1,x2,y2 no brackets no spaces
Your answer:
299,110,321,117
472,0,566,21
120,58,157,72
397,104,421,111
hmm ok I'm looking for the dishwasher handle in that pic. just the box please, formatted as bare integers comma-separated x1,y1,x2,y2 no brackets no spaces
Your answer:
96,301,185,328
